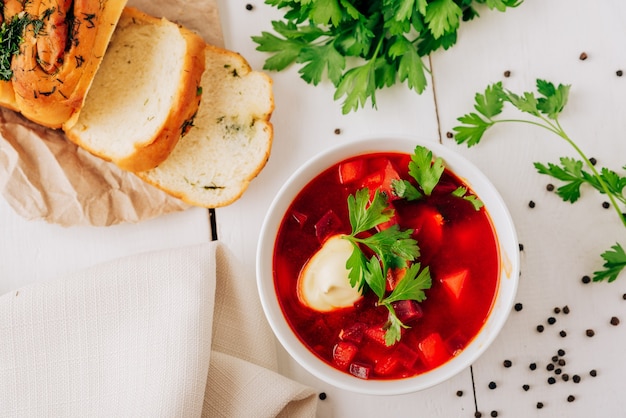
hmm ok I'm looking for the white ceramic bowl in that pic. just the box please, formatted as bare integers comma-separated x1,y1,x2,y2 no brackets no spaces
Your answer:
256,136,519,395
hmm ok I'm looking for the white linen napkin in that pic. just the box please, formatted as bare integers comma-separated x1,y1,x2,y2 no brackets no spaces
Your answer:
0,242,318,417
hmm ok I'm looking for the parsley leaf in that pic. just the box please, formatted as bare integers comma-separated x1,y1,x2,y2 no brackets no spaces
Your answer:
409,145,445,196
347,188,393,234
452,186,484,210
383,263,431,304
454,78,626,282
254,0,520,113
594,244,626,283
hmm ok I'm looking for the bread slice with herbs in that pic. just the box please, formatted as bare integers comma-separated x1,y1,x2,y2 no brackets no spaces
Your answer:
64,7,206,172
135,43,274,208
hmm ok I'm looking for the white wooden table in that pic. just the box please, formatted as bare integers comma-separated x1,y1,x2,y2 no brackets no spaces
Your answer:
3,0,626,416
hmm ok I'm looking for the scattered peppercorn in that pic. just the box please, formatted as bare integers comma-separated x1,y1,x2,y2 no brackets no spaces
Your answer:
490,411,498,418
563,305,570,314
523,384,530,391
547,317,556,325
519,243,524,251
558,359,566,367
611,316,620,326
488,381,497,390
245,3,254,10
446,131,453,139
503,359,512,368
456,390,463,397
554,306,561,314
528,200,536,208
555,368,562,375
536,402,544,409
546,183,555,192
529,362,537,371
559,330,567,338
319,392,327,400
548,377,556,385
573,375,581,383
551,355,559,363
622,293,626,300
547,363,555,371
504,70,511,77
603,201,611,209
537,325,545,333
617,70,624,77
514,303,523,312
589,157,597,165
586,329,595,337
579,52,588,60
562,374,570,382
582,275,591,284
334,128,341,135
475,412,482,418
558,349,566,356
590,369,597,377
567,395,576,402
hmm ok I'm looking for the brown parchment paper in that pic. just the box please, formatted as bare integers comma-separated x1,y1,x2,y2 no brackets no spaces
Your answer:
0,0,224,227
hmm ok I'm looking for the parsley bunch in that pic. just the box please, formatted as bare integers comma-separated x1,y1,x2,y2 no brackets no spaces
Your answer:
342,188,429,345
252,0,521,114
454,79,626,282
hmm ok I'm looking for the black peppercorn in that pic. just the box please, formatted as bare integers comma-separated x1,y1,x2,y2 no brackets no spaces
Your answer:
558,349,566,356
558,359,566,367
602,201,611,209
589,157,597,165
582,275,591,284
554,306,561,314
546,183,555,191
475,412,482,418
547,317,556,325
491,411,498,417
562,374,570,382
560,330,567,338
503,359,512,368
555,368,562,375
563,305,570,314
586,329,595,337
536,402,544,409
548,377,556,385
580,52,588,60
334,128,341,135
573,375,581,383
529,362,537,371
519,243,524,251
318,392,327,400
528,200,536,208
590,369,597,377
504,70,511,77
245,3,254,10
547,363,555,371
523,384,530,391
537,325,544,333
611,316,620,326
567,395,576,402
551,355,559,363
488,381,497,390
617,70,624,77
446,131,453,139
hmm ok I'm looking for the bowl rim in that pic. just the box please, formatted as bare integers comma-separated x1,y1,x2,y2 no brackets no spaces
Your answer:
256,135,520,395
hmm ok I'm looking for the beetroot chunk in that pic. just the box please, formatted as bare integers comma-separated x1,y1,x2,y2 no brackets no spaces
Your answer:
338,322,367,344
391,300,423,325
314,210,343,243
349,362,372,380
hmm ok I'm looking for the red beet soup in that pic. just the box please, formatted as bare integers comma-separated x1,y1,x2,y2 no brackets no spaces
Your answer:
273,151,500,380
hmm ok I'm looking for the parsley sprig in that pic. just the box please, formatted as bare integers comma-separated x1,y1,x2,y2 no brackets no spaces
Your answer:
252,0,521,114
342,188,429,345
453,79,626,282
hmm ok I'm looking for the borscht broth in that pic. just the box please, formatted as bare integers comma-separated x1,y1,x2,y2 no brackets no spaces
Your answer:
272,151,500,380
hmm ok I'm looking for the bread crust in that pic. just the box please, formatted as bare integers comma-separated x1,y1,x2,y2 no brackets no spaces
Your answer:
10,0,127,129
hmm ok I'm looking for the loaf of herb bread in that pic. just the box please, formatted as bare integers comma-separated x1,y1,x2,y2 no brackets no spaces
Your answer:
135,43,274,208
64,7,206,172
9,0,127,129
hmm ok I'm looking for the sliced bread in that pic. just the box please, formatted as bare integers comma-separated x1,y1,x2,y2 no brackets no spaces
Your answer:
135,43,274,208
10,0,127,129
64,7,206,172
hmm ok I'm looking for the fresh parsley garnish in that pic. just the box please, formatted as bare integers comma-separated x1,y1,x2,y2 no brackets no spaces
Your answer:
454,79,626,282
252,0,521,114
0,14,30,81
342,187,428,345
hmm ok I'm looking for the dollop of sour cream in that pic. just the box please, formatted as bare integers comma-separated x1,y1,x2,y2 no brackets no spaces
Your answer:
297,235,363,312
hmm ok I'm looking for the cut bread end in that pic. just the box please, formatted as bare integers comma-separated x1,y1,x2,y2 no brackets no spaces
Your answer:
64,7,206,172
136,43,274,208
